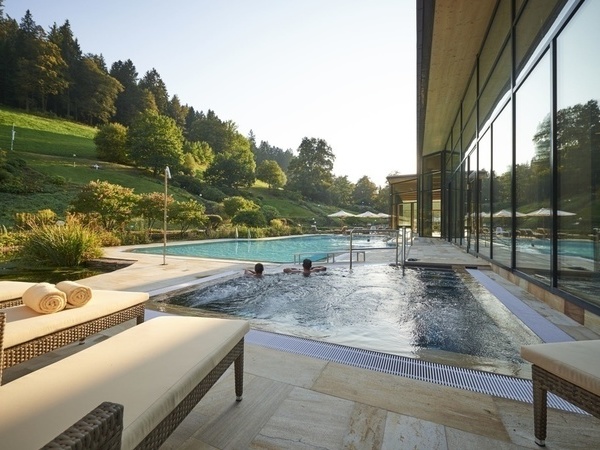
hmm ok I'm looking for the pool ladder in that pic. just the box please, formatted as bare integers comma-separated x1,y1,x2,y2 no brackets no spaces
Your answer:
348,226,410,272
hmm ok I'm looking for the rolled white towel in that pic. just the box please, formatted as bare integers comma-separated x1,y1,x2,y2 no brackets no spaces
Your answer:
22,283,67,314
56,280,93,308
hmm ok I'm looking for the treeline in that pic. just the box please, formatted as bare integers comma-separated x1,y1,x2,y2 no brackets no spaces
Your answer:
0,5,388,210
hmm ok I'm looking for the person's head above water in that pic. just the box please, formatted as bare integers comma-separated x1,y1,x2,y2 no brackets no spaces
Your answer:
302,259,313,277
283,258,325,275
245,262,264,277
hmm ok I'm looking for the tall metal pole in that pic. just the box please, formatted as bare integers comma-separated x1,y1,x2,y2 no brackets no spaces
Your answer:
162,166,171,265
349,230,354,270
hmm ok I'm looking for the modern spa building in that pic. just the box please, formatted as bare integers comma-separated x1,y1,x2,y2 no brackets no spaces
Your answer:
405,0,599,328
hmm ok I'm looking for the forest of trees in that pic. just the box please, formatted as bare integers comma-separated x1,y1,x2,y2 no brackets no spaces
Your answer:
0,4,388,210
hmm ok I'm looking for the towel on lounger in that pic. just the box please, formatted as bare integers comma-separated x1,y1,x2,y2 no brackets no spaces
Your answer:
22,283,67,314
56,280,93,308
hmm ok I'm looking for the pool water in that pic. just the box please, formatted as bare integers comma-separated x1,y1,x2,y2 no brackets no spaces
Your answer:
132,234,394,263
164,265,541,375
515,238,596,259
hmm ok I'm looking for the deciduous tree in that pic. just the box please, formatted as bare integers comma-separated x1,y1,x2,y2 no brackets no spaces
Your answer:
205,123,256,187
330,176,355,207
128,110,184,176
135,192,173,231
94,122,128,164
352,176,378,207
286,137,335,203
171,199,206,234
222,196,258,218
257,160,286,189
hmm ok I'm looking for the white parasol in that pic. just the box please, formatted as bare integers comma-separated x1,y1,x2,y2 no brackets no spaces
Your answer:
526,208,576,217
494,209,526,217
327,210,356,218
356,211,380,218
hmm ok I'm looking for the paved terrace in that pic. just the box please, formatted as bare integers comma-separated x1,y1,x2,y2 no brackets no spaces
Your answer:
4,237,600,449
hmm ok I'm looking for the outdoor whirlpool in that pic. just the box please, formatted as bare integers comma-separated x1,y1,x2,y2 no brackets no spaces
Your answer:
161,264,542,376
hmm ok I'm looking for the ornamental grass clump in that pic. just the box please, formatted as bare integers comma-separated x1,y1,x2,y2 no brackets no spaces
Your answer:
20,221,103,267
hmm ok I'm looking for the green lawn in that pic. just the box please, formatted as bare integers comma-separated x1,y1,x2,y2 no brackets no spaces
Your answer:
0,108,96,158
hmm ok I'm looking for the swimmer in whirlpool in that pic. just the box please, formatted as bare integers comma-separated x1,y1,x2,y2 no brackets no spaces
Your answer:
283,258,326,277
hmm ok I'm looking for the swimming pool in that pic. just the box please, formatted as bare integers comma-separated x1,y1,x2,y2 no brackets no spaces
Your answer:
516,238,596,259
132,234,394,263
162,265,541,376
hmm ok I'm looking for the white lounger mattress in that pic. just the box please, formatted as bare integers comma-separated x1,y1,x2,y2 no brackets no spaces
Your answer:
0,315,249,449
2,289,148,348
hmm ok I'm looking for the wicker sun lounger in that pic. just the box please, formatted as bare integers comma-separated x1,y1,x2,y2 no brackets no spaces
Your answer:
0,286,147,377
0,314,249,450
521,340,600,446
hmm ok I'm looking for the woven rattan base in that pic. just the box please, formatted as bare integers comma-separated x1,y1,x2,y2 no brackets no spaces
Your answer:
42,401,124,450
531,364,600,446
134,338,244,450
0,298,24,309
1,304,145,375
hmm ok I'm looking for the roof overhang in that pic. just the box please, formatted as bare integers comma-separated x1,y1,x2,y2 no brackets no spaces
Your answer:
417,0,497,162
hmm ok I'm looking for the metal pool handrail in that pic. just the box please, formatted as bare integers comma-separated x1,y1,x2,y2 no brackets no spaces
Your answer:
349,227,408,270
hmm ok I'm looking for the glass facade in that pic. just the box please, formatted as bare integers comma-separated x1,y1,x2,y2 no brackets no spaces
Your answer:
478,129,491,258
491,102,512,267
515,52,551,281
555,0,600,303
429,0,600,311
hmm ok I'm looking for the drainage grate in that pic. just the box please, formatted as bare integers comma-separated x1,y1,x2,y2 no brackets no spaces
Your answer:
246,329,584,414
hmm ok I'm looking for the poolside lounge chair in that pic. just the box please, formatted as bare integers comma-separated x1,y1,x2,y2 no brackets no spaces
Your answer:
521,340,600,446
0,284,147,376
0,314,249,449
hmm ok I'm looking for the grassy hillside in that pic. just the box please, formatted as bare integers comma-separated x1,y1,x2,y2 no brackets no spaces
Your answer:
0,108,96,158
0,107,342,229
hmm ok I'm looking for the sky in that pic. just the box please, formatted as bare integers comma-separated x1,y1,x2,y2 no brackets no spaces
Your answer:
4,0,416,187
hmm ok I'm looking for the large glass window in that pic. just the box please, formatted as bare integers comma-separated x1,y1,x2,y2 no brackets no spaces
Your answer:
463,72,477,125
478,0,510,90
515,52,551,281
466,149,477,252
478,129,492,258
452,115,461,153
480,42,511,129
492,102,512,267
515,0,561,75
556,0,600,305
463,110,476,152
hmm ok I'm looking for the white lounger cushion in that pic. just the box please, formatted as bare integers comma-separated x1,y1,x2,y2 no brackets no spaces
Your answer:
0,315,249,450
2,289,148,348
521,340,600,396
0,281,36,302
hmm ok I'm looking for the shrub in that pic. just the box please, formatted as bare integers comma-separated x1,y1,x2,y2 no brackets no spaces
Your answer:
0,230,27,261
223,196,258,218
172,174,203,196
117,231,150,246
200,185,227,202
14,209,58,230
20,221,103,267
232,209,267,227
50,175,66,186
261,205,280,222
0,168,12,183
267,219,292,237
